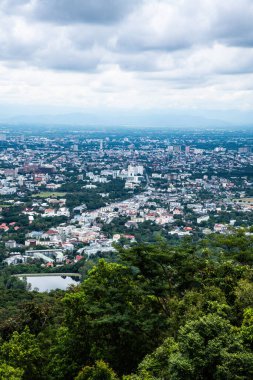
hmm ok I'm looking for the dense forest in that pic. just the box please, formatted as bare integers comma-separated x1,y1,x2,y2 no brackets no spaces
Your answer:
0,232,252,379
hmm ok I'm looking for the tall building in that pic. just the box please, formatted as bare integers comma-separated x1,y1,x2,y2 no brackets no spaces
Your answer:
136,165,144,175
238,147,250,153
173,145,181,153
128,164,144,177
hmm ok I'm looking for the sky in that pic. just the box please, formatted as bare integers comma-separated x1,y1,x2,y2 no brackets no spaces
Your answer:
1,0,253,126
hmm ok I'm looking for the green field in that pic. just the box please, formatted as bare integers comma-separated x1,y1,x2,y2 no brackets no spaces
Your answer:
32,192,67,198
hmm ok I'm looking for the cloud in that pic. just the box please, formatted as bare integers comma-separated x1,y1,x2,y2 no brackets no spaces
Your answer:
0,0,253,112
114,0,253,53
114,1,203,52
212,1,253,47
4,0,141,25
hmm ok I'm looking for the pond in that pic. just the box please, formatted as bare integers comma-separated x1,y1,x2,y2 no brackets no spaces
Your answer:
18,274,81,292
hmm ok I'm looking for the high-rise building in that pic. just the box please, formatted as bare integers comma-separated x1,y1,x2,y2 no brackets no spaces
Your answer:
128,164,144,177
173,145,181,153
136,165,144,175
238,147,250,153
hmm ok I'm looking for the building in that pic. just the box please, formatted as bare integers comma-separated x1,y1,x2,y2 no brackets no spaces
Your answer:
127,164,144,177
26,249,64,263
5,240,17,249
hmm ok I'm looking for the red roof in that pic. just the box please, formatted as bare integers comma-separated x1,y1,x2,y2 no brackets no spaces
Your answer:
123,234,135,239
46,229,58,235
75,255,83,261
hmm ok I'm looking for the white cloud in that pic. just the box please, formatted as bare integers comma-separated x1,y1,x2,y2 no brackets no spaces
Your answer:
0,0,253,112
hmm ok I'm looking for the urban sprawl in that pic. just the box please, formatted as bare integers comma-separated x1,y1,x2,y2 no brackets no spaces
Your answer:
0,127,252,268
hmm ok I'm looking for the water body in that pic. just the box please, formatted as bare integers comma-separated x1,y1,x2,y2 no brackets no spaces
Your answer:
19,274,80,292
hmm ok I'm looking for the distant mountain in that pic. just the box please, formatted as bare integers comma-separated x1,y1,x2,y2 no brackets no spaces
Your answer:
0,113,233,128
0,110,252,129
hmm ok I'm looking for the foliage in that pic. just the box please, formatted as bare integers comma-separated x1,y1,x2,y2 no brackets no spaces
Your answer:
127,314,253,380
0,326,44,379
0,363,24,380
0,235,252,379
75,360,118,380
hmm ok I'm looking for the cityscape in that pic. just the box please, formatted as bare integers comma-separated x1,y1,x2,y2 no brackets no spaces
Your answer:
0,127,251,268
0,0,253,379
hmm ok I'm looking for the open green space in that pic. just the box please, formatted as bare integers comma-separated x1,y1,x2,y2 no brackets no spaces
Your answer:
32,192,66,198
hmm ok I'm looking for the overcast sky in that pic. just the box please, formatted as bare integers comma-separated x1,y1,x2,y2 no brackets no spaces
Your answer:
1,0,253,123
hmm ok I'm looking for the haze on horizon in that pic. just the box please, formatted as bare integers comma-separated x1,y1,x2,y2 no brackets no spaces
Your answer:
1,0,253,127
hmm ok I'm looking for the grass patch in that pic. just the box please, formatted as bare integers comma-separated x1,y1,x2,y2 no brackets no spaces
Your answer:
32,192,66,198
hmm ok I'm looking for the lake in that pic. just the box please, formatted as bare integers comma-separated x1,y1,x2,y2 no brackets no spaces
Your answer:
18,274,81,292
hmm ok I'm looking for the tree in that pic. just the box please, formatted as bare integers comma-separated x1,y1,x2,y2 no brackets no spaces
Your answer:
0,363,23,380
0,236,252,379
123,337,179,380
128,313,253,380
75,360,118,380
235,280,253,313
241,308,253,349
0,326,44,380
62,259,168,375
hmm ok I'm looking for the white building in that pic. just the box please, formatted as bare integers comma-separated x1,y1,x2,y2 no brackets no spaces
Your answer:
127,164,144,177
197,215,210,224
